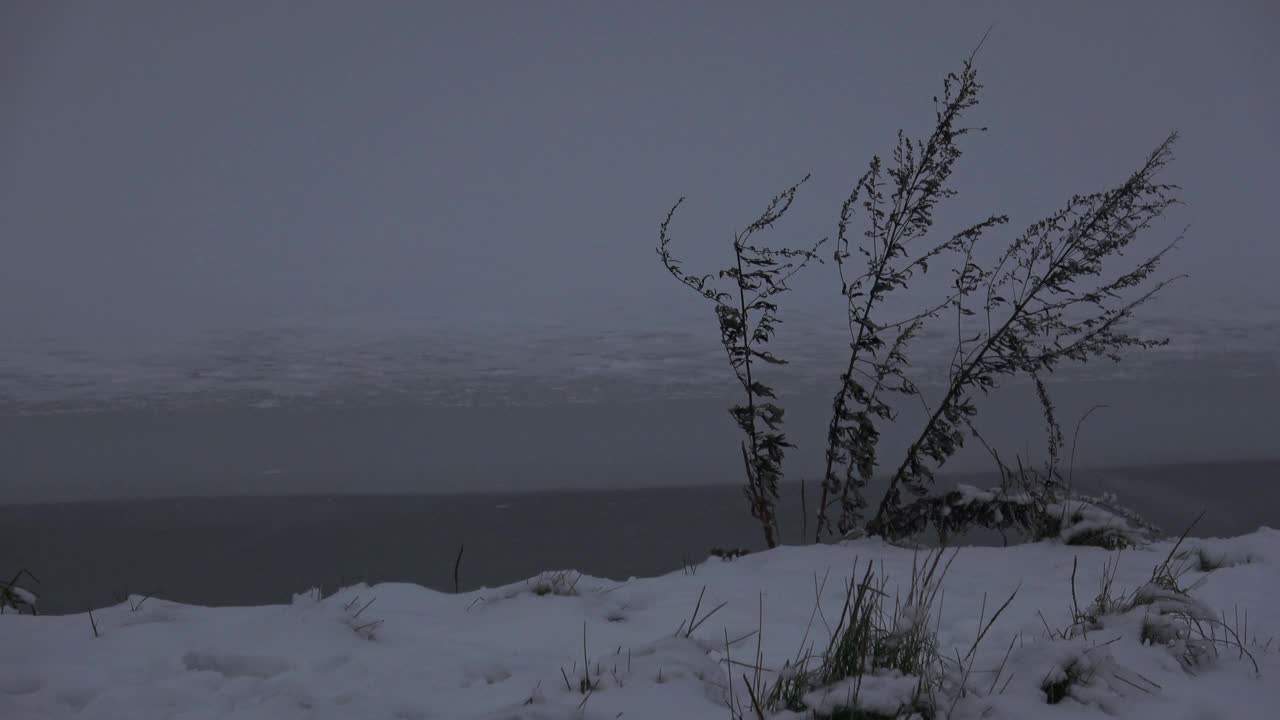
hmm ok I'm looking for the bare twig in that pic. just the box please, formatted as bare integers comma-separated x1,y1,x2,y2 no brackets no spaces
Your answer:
453,544,464,594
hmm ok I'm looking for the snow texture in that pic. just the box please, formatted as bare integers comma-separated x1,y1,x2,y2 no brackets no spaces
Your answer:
3,528,1278,719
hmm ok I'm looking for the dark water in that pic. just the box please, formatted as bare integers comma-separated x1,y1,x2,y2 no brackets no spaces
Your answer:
3,460,1276,615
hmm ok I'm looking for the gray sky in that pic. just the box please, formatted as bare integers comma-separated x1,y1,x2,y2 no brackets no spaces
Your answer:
3,0,1277,343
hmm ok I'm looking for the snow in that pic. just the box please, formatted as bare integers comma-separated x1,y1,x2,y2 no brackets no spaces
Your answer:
2,586,38,610
3,529,1278,719
798,673,921,718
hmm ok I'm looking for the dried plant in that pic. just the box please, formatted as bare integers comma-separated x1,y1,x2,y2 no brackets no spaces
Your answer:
814,52,1008,540
657,46,1183,545
0,568,39,615
867,131,1183,540
658,180,825,547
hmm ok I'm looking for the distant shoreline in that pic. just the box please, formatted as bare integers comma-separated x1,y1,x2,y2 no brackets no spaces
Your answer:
3,456,1277,508
4,458,1276,614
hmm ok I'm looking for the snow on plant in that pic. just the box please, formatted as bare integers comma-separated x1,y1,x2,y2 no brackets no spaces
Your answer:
528,570,584,598
1133,523,1260,673
1175,543,1257,572
339,591,382,640
1027,525,1263,711
0,569,39,615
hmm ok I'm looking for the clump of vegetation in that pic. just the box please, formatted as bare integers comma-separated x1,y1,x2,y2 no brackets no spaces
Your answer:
1020,523,1260,710
560,622,601,700
1055,496,1159,550
724,549,1014,719
1040,653,1096,705
736,559,942,718
341,593,382,640
709,546,752,561
529,570,583,597
675,586,727,640
657,45,1183,546
1131,522,1258,673
1175,544,1256,572
1045,517,1260,685
1064,555,1128,637
1,569,39,615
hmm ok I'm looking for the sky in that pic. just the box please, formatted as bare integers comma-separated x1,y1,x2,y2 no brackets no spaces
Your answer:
1,1,1278,500
3,0,1277,340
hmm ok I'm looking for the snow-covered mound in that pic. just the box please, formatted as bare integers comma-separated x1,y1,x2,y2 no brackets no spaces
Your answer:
3,529,1278,719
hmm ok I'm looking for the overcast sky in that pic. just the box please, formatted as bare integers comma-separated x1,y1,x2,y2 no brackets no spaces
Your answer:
2,0,1277,346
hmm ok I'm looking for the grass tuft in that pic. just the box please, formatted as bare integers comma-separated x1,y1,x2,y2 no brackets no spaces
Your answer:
725,548,1012,720
529,570,582,597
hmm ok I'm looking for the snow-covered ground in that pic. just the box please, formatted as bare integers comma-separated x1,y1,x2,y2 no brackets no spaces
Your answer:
3,529,1278,719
